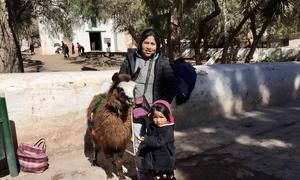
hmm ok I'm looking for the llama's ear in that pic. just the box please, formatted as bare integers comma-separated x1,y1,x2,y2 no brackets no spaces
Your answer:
112,73,120,83
131,67,141,81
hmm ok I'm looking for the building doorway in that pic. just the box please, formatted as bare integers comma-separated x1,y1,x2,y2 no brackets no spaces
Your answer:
89,32,102,51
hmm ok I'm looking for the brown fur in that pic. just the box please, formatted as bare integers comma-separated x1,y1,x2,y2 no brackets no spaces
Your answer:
87,71,139,180
87,93,107,119
92,90,132,154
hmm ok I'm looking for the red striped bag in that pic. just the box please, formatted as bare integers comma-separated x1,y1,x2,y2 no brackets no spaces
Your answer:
17,138,49,173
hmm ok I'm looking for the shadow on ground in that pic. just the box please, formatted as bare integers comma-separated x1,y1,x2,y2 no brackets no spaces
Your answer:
83,128,137,179
176,153,280,180
23,59,44,72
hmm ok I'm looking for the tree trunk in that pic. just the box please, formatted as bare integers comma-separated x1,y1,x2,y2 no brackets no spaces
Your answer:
194,44,201,65
167,11,174,60
245,18,272,63
221,1,263,64
221,13,250,64
194,0,220,65
223,0,228,38
127,25,138,46
0,0,24,73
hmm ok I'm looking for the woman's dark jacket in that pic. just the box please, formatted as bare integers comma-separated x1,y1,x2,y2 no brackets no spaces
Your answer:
119,49,176,103
139,123,176,171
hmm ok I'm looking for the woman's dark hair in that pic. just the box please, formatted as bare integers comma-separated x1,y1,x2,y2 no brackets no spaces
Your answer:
138,28,161,54
151,103,170,122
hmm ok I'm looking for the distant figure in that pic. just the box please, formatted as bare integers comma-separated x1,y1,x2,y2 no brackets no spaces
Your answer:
61,41,65,49
64,44,70,58
77,42,81,56
55,47,61,55
91,41,96,50
72,43,75,54
30,43,35,55
80,46,85,55
107,41,111,52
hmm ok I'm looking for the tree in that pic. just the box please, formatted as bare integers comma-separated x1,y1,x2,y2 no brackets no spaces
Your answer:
245,0,290,62
0,0,24,72
34,0,73,39
193,0,220,64
143,0,182,59
220,0,264,63
69,0,145,44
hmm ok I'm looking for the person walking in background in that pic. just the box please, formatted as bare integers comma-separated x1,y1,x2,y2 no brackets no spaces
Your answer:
77,42,81,56
107,41,111,52
91,41,96,50
80,45,85,55
30,43,35,55
64,44,70,58
61,41,65,49
119,28,176,179
72,43,75,54
62,41,67,57
138,100,176,180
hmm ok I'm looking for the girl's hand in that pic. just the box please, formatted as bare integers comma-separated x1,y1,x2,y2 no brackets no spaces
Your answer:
137,136,145,141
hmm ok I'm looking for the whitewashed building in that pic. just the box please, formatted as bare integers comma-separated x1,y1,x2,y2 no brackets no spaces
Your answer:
38,19,134,55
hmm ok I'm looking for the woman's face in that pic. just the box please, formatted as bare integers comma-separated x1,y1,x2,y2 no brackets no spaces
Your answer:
141,35,157,57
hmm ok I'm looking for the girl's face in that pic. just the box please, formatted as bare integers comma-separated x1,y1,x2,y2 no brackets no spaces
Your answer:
153,110,168,127
141,36,157,57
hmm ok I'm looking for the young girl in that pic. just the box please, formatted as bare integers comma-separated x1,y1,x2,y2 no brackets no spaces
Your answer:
138,100,176,180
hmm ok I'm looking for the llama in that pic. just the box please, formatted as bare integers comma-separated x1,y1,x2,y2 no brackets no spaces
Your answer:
87,70,140,179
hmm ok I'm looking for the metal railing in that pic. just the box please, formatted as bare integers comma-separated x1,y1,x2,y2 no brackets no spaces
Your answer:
0,97,18,177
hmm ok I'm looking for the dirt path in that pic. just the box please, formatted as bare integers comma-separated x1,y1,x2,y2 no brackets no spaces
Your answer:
24,48,120,72
2,99,299,179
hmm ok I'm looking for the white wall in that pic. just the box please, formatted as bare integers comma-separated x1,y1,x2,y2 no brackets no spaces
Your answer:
38,22,63,55
1,62,300,144
72,23,92,52
0,71,115,147
39,19,128,55
288,39,300,48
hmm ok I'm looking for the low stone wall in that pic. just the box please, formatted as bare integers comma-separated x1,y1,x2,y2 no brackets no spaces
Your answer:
1,62,300,147
237,48,300,61
174,62,300,128
182,48,300,61
0,71,115,149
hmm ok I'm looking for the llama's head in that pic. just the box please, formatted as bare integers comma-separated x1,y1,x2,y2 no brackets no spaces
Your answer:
110,68,140,106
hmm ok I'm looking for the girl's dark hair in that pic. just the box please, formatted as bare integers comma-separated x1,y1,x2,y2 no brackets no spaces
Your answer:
151,103,170,122
138,28,161,54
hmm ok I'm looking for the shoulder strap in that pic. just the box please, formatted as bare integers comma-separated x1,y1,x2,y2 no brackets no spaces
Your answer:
143,59,154,95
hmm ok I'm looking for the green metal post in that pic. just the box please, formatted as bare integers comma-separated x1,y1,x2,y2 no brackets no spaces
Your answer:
0,97,18,177
0,123,4,159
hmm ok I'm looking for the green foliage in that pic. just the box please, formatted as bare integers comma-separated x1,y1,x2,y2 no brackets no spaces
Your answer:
32,0,73,39
8,0,300,62
181,1,213,40
14,0,34,39
261,56,275,62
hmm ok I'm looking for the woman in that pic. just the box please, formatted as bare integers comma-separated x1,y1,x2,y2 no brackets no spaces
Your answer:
119,28,176,179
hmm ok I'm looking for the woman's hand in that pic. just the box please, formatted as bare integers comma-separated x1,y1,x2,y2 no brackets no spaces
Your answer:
137,136,145,141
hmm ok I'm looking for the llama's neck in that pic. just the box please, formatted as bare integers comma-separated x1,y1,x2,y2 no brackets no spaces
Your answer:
106,95,131,121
